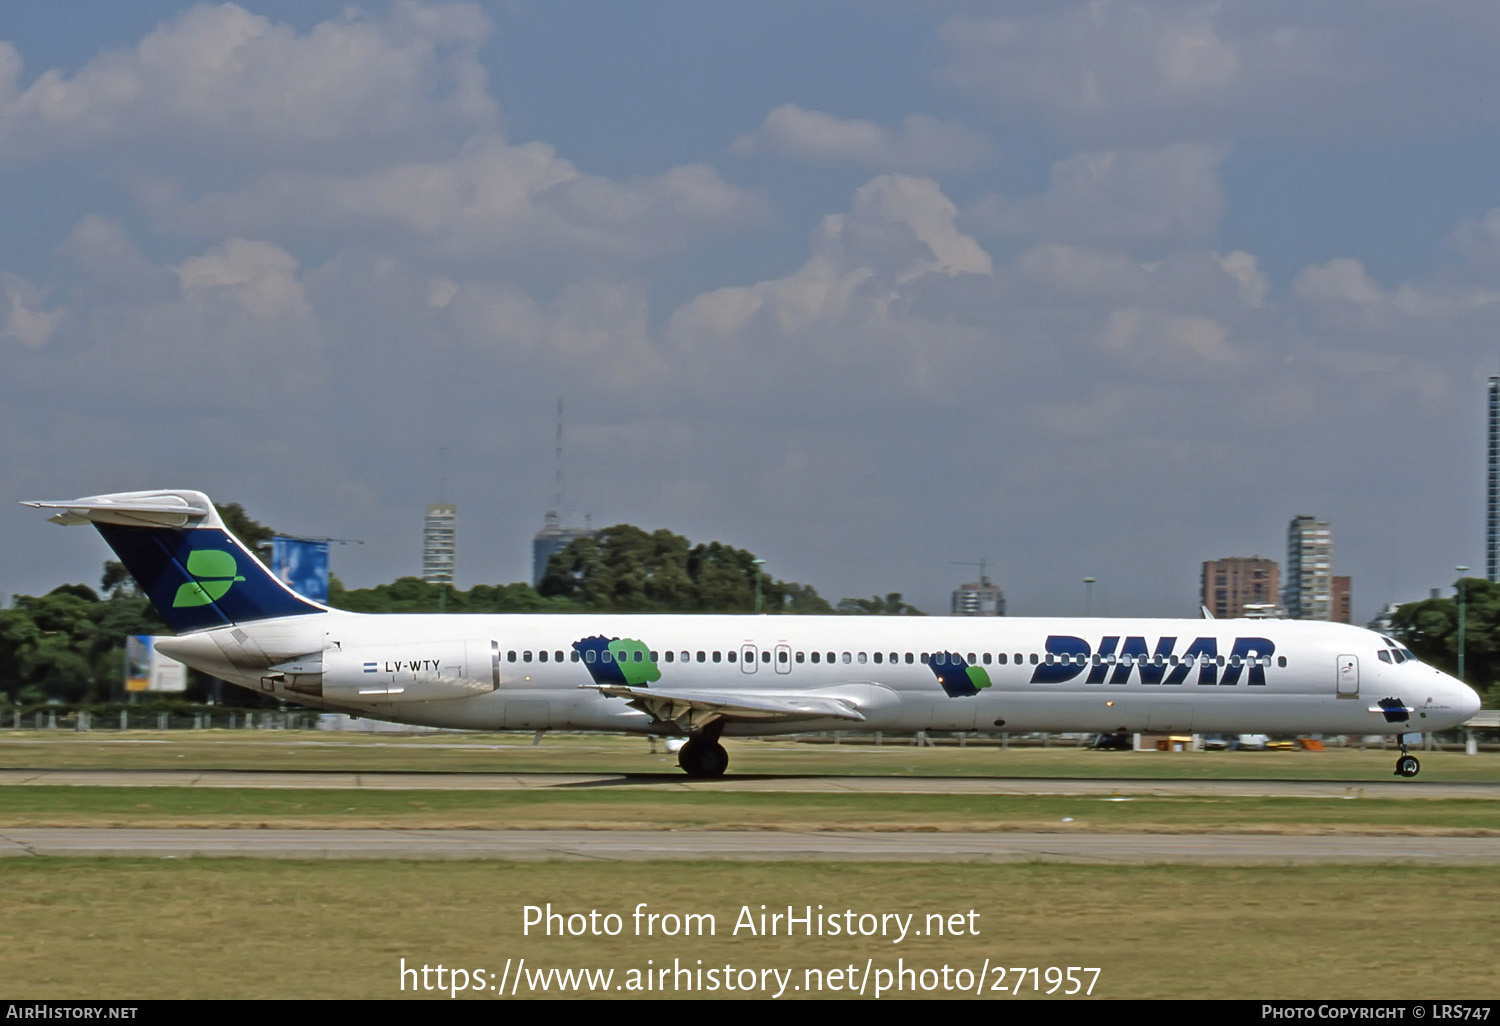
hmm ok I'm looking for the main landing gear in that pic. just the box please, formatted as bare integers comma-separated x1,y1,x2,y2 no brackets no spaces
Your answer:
677,727,729,778
1394,742,1420,778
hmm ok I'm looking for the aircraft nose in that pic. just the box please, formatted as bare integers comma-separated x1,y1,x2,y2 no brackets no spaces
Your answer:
1457,680,1482,722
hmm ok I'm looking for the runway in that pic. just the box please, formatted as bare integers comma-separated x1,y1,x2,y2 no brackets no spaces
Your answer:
1,768,1495,798
2,826,1498,862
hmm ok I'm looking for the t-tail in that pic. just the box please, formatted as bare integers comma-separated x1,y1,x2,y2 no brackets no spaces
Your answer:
22,489,326,633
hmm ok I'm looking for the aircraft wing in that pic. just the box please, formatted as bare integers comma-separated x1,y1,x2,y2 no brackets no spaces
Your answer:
586,684,867,732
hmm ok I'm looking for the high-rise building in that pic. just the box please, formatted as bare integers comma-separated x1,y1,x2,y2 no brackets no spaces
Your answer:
533,512,591,588
531,398,592,588
1200,557,1280,619
1489,370,1500,581
1284,514,1332,620
951,575,1005,616
1331,575,1352,624
421,503,456,585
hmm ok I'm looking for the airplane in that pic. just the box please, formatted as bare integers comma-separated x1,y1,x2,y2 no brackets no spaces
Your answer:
24,489,1483,779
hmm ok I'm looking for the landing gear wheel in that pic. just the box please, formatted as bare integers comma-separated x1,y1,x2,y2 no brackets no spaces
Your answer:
1395,754,1420,778
677,738,729,778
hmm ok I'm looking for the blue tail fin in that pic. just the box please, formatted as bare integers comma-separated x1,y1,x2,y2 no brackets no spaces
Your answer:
23,490,326,633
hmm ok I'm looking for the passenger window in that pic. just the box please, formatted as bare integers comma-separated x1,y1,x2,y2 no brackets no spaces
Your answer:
523,651,532,663
508,651,517,663
934,653,946,666
665,651,674,663
584,650,595,664
905,653,914,664
728,651,736,663
779,650,788,664
696,651,706,663
967,652,976,664
1278,656,1287,667
982,653,992,665
681,652,689,663
712,651,721,663
827,652,835,663
998,653,1007,665
538,651,548,662
873,652,883,664
858,652,867,664
556,651,565,663
796,652,805,663
920,653,930,665
1029,653,1038,665
570,651,580,662
763,651,772,663
600,650,612,663
842,652,852,664
811,652,821,664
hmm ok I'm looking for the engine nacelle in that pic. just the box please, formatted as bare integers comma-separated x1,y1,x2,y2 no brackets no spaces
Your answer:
271,641,496,704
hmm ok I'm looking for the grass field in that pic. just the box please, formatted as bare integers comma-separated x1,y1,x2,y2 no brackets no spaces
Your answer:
3,730,1497,1000
1,728,1495,779
7,859,1498,999
2,784,1498,834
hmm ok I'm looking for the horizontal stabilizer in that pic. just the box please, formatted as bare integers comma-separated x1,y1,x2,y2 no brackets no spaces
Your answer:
22,491,212,528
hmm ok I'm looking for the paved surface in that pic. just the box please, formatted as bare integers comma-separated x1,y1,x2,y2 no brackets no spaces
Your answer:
2,827,1497,863
1,767,1496,798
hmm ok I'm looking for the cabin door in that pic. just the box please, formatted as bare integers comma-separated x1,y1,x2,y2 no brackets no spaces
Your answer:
1336,654,1359,698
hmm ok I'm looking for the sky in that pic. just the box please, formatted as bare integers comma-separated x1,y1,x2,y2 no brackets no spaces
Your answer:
3,0,1500,621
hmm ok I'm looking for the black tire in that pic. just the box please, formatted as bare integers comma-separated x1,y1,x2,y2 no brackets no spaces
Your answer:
1396,755,1420,778
678,738,703,775
705,741,729,777
677,738,729,778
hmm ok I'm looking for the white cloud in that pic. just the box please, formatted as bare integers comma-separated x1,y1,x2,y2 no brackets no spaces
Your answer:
666,176,993,392
1097,307,1236,364
939,3,1340,141
175,239,312,322
142,133,766,261
1017,244,1151,297
1294,257,1500,326
0,2,496,162
731,104,993,172
1015,245,1267,318
446,278,664,387
971,143,1226,242
820,174,992,280
1217,250,1268,307
0,274,63,348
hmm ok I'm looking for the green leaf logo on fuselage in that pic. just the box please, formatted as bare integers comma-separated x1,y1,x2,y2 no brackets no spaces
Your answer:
172,549,246,608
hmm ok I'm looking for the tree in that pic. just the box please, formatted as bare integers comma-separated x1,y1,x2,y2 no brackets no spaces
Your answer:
538,525,832,613
1389,577,1500,706
215,502,275,563
837,592,925,616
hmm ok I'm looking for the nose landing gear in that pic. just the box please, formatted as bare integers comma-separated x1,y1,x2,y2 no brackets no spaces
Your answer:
1394,743,1420,778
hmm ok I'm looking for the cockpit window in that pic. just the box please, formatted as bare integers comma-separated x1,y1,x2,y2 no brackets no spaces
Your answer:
1378,650,1392,664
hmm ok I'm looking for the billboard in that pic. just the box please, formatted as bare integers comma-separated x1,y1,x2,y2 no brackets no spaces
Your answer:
272,536,330,602
124,636,188,693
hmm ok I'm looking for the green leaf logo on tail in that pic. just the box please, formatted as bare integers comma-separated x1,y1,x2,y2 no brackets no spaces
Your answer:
173,549,246,608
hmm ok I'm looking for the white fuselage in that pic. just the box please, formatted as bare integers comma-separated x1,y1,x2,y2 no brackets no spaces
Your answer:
156,612,1481,738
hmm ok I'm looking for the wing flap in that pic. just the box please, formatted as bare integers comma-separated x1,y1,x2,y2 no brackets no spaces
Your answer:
587,684,866,732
